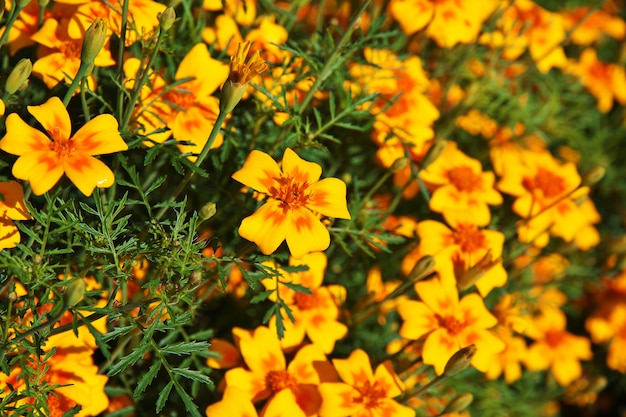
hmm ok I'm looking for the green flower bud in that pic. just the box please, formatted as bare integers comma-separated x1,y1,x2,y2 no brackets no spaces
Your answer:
81,18,108,65
443,344,477,377
440,393,473,415
4,58,32,96
63,279,86,308
200,202,217,220
159,7,176,31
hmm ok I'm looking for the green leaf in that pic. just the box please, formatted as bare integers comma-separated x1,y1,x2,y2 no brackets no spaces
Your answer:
172,367,213,386
161,341,210,356
134,361,162,397
107,342,150,376
156,381,174,413
173,382,203,417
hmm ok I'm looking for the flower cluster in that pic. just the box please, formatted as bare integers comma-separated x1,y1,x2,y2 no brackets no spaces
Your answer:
1,0,625,416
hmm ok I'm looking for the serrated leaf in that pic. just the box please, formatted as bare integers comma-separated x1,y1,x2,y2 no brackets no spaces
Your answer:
156,381,174,413
134,361,162,397
250,290,274,304
173,382,203,417
172,367,213,385
107,342,150,376
103,325,134,342
161,341,210,356
79,202,99,216
280,281,312,295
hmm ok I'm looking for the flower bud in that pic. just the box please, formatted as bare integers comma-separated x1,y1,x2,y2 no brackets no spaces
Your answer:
390,157,409,174
440,393,473,415
457,250,500,292
200,202,217,220
407,255,435,283
159,7,176,31
421,139,447,170
81,18,108,65
17,0,31,8
219,79,247,114
4,58,32,96
582,166,605,187
63,279,86,308
443,344,477,377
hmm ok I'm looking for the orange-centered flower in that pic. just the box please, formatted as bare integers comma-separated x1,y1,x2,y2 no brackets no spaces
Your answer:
0,96,128,196
398,277,505,374
318,348,414,417
232,148,351,258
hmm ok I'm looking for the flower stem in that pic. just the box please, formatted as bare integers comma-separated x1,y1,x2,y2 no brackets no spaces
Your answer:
62,62,92,107
154,109,228,221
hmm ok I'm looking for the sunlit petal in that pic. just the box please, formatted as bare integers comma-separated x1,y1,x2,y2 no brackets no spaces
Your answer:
238,200,289,255
72,114,128,155
27,97,71,139
0,114,51,155
285,208,330,259
282,148,321,184
13,151,64,195
232,150,281,194
63,153,116,196
306,178,350,219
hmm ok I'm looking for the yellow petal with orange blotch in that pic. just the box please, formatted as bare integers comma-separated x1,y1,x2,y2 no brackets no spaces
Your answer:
72,114,127,155
332,349,374,387
398,299,438,340
307,178,350,219
232,150,281,194
282,148,322,184
12,151,64,195
238,200,288,254
0,218,21,250
0,114,51,155
27,97,72,139
63,153,115,196
373,360,405,398
285,208,330,259
422,328,458,375
206,386,258,417
265,389,307,417
318,382,358,417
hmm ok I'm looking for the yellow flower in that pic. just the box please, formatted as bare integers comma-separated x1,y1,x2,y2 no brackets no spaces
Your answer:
420,142,502,227
0,181,31,250
0,96,128,196
262,252,348,353
0,330,109,416
124,43,229,157
223,326,337,415
397,277,505,374
403,220,507,296
232,148,351,258
524,308,592,386
319,348,414,417
565,48,626,113
207,386,306,417
220,40,268,113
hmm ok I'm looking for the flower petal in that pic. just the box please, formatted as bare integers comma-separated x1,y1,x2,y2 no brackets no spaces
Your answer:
332,349,374,386
0,114,51,155
306,178,350,219
232,150,281,194
0,218,21,250
205,386,258,417
238,200,288,255
13,151,64,195
63,153,116,196
72,114,128,155
0,181,31,220
282,148,321,184
285,208,330,259
27,97,71,140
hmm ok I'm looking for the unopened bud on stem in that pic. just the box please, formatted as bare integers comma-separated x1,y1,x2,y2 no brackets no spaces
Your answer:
443,344,477,377
4,58,32,96
63,279,86,308
81,18,107,65
440,393,474,415
159,7,176,31
407,255,435,283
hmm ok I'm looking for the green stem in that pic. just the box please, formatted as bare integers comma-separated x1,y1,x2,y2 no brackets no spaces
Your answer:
0,2,24,50
62,62,92,107
80,77,91,121
120,28,166,131
116,0,131,122
154,109,228,221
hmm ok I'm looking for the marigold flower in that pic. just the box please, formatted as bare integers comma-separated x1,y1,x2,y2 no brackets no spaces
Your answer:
484,327,528,383
223,326,337,415
124,43,229,157
0,96,128,196
565,48,626,113
232,148,351,258
220,40,268,113
318,348,414,417
403,220,507,296
397,277,505,374
524,308,592,386
0,181,31,250
206,386,306,417
31,18,115,90
0,330,109,416
563,6,626,45
262,252,348,353
420,142,502,226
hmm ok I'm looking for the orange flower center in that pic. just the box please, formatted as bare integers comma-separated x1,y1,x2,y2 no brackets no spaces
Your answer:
452,223,486,254
265,369,297,392
294,291,320,310
60,40,82,59
162,88,195,111
438,314,464,336
523,167,566,199
269,175,310,211
447,166,482,192
49,126,75,157
46,393,78,417
545,329,566,347
353,380,386,409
